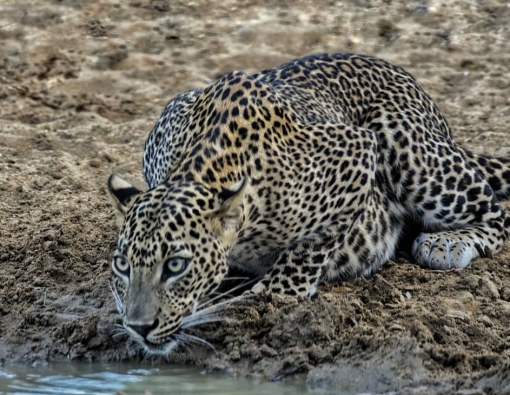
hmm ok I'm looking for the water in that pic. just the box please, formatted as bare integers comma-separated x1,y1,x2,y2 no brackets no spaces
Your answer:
0,363,333,395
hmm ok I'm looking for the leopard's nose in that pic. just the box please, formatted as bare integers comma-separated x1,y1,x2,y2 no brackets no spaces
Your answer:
126,318,159,339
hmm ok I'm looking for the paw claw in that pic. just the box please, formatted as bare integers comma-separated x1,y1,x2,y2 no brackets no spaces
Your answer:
251,282,266,294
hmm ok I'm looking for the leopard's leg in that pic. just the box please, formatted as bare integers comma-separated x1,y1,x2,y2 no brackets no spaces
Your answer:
324,190,404,279
251,191,404,297
361,97,508,270
250,235,344,297
246,125,378,297
411,161,508,269
250,199,372,297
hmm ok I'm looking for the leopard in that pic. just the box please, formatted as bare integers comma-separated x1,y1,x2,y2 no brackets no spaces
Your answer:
107,53,510,354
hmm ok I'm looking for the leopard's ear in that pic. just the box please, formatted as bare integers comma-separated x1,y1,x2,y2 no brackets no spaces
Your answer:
107,174,142,225
208,177,248,237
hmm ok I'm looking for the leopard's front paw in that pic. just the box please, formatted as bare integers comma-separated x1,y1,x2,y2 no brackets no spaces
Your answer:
412,232,479,269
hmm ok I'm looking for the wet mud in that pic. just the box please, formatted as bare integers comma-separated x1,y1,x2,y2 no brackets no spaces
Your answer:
1,0,510,393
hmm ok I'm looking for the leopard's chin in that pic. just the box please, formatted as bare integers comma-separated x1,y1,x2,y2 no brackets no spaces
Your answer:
138,337,179,356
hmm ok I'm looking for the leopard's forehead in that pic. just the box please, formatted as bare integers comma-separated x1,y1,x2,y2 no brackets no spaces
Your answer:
129,182,214,219
117,182,216,267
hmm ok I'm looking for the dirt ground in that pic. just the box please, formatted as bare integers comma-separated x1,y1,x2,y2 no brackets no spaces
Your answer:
1,0,510,393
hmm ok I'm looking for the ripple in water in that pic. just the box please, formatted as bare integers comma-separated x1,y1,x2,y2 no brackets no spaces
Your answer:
0,363,328,395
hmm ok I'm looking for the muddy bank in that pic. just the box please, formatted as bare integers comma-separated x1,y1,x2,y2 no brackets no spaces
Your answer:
1,0,510,393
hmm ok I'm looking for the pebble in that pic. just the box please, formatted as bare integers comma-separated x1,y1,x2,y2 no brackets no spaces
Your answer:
477,277,500,300
476,315,493,328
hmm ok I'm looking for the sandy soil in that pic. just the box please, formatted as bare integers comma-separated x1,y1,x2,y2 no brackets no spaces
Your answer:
1,0,510,393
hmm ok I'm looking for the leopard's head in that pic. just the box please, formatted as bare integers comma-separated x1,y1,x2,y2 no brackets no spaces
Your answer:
107,174,247,354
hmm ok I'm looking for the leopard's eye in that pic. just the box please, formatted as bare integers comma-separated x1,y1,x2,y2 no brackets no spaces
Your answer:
113,256,130,278
161,258,189,282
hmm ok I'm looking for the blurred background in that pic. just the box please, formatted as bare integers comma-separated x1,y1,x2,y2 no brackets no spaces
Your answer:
1,0,509,148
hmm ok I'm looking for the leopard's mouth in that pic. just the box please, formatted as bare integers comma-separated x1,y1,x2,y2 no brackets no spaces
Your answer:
113,288,245,356
141,337,179,355
120,319,181,355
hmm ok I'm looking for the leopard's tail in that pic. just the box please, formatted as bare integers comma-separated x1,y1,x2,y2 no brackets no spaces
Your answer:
459,146,510,200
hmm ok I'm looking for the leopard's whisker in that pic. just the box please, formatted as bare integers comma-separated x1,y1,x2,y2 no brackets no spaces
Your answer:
192,295,243,318
181,313,227,328
111,324,125,331
196,280,255,312
220,276,251,281
108,280,125,316
178,340,197,361
175,333,218,355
